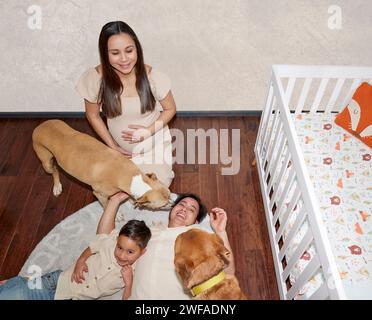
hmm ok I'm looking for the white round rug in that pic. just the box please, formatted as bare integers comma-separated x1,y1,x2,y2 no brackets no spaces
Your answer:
19,193,212,299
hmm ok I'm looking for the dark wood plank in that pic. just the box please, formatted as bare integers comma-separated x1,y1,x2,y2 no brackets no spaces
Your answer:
0,119,19,175
0,175,51,278
0,175,34,270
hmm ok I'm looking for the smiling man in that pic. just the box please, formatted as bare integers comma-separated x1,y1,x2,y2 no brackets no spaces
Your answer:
129,193,236,300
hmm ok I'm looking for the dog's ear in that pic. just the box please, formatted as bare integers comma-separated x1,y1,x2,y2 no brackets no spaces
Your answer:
175,257,194,288
146,172,158,180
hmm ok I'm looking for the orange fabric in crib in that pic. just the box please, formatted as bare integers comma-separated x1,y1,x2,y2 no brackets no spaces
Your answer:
335,82,372,148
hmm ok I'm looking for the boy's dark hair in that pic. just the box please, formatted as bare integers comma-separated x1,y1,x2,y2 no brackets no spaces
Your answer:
171,193,208,223
119,220,151,249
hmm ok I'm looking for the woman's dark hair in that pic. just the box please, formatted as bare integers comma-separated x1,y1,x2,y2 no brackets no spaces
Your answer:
119,220,151,249
97,21,156,118
171,193,208,223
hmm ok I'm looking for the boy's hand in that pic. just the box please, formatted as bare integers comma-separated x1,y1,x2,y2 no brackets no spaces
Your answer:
121,265,133,286
209,208,228,234
71,259,89,284
109,192,130,204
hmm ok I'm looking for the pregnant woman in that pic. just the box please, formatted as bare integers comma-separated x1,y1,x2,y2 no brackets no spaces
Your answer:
76,21,176,187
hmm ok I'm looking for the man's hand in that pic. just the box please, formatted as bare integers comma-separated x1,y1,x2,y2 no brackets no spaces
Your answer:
209,207,227,234
71,259,89,284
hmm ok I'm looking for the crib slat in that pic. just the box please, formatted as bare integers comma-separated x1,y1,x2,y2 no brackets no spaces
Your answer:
261,98,278,160
265,123,284,182
295,78,312,114
286,254,321,300
279,205,307,261
262,109,281,167
282,227,313,281
267,151,290,199
285,78,296,107
272,178,299,227
325,78,345,113
268,146,291,191
265,130,286,184
308,281,329,300
310,78,329,113
269,163,295,211
339,78,362,112
272,167,295,218
275,185,302,243
259,85,274,155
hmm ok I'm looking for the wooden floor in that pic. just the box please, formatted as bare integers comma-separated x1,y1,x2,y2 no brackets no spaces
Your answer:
0,116,279,299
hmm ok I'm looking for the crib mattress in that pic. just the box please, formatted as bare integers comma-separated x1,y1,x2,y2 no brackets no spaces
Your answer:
289,112,372,299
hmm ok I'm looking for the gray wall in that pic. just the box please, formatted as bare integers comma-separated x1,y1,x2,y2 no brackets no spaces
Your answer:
1,0,371,112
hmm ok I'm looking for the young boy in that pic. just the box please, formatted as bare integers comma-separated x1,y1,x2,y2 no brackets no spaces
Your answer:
0,192,149,300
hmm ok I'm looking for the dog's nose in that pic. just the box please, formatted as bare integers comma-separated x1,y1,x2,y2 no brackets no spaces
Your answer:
159,199,174,210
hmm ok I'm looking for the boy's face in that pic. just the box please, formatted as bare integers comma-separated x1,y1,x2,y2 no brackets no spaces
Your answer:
114,235,146,267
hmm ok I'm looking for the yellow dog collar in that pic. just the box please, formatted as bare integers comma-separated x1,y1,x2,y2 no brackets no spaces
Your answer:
190,271,226,297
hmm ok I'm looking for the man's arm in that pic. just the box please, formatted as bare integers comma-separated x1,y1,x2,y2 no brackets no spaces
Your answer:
209,208,236,276
97,192,130,235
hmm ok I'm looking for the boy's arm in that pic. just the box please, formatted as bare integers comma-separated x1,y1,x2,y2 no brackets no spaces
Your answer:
122,284,132,300
120,265,133,300
96,192,130,235
71,247,93,283
209,208,236,276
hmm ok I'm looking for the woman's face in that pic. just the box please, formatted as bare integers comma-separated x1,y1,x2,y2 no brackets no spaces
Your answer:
107,33,138,76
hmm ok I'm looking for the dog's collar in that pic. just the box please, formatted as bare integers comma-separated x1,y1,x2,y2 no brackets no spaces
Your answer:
190,271,226,297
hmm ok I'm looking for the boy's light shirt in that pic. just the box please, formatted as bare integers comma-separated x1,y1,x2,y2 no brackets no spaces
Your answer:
55,229,133,300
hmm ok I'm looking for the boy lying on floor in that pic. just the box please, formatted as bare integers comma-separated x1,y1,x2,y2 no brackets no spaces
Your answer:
0,192,149,300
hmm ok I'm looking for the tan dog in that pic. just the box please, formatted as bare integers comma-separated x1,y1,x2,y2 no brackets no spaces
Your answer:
32,119,171,209
174,228,247,300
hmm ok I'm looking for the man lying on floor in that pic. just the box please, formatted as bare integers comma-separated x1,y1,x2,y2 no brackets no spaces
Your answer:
129,192,236,300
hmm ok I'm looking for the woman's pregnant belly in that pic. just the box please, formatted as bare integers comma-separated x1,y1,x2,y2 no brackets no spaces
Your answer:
107,111,171,154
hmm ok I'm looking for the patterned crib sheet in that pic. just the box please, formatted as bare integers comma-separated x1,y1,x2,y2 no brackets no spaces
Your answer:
285,113,372,299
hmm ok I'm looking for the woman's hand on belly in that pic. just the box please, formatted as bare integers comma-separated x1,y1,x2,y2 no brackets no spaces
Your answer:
121,124,152,144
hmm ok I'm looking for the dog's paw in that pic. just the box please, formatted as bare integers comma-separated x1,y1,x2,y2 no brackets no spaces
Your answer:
53,183,63,196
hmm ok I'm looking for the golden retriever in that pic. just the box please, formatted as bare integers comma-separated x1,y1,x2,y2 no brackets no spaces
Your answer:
174,228,247,299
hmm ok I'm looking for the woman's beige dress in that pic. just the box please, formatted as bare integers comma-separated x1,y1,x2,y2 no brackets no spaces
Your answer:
75,67,174,187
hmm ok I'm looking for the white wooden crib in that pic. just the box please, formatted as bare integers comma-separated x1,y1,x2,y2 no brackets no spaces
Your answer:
254,65,372,300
